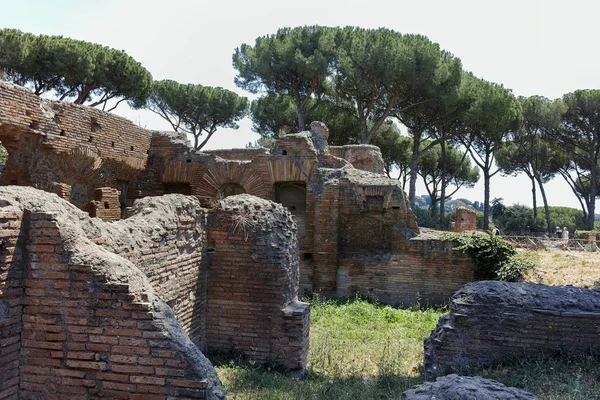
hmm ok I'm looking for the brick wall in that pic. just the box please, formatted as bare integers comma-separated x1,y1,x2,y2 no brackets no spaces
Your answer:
329,144,385,174
0,187,226,400
424,281,600,381
88,194,210,352
206,195,310,373
337,238,473,306
451,207,477,232
0,208,24,399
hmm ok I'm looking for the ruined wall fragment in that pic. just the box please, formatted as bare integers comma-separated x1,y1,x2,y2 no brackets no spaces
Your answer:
425,281,600,381
0,186,225,400
206,195,310,373
451,207,477,233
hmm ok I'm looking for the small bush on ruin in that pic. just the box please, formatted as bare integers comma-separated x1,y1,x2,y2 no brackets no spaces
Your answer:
496,256,536,282
439,232,531,281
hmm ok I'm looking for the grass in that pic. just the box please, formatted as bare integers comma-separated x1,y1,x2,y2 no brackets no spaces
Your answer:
213,249,600,399
522,248,600,288
214,297,442,400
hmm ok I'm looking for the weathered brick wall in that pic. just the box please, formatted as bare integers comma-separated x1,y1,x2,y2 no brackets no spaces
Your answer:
0,186,226,400
0,81,150,166
0,208,24,399
337,238,473,306
87,194,210,351
206,195,310,373
329,144,385,174
203,148,269,161
424,281,600,381
451,207,477,232
88,187,121,221
0,82,152,222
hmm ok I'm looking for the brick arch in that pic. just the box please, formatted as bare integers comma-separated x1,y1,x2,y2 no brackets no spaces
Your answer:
194,161,269,199
267,159,316,182
162,160,202,184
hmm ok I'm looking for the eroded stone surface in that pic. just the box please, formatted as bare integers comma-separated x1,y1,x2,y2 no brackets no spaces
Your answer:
402,374,538,400
425,281,600,381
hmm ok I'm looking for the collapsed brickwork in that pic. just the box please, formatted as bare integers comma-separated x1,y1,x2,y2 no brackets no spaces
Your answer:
0,186,309,399
0,81,474,309
424,281,600,381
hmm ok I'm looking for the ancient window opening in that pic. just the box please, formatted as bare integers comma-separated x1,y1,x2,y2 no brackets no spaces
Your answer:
217,182,246,199
275,182,307,250
303,253,312,261
186,159,192,163
88,136,93,143
29,120,39,130
282,150,288,155
130,146,134,151
111,141,115,148
60,129,66,136
104,202,110,209
163,182,192,195
392,206,400,210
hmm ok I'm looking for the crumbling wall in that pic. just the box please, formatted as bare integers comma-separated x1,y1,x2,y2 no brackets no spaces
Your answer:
424,281,600,381
451,207,477,232
329,144,385,174
206,195,310,373
0,186,225,400
85,194,210,351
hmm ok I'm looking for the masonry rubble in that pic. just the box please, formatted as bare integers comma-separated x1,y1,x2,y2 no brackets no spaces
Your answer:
402,374,538,400
424,280,600,381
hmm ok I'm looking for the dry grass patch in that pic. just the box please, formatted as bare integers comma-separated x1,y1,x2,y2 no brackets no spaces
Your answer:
522,248,600,288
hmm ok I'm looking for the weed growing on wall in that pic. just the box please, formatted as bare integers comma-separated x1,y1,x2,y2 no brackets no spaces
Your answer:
438,232,534,281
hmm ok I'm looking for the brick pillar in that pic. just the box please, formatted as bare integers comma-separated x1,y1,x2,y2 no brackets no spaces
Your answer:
311,183,340,296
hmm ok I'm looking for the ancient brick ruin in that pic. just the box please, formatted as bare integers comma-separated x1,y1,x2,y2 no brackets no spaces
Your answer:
450,207,477,233
0,81,474,307
0,81,480,398
424,281,600,381
0,186,310,399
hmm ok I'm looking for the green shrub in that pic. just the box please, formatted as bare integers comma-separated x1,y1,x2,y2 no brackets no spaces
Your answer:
496,257,536,282
439,232,518,280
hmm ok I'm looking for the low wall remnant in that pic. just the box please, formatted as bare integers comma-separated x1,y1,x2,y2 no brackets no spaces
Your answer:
424,281,600,381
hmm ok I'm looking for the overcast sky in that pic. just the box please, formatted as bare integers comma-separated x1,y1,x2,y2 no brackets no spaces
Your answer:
3,0,599,209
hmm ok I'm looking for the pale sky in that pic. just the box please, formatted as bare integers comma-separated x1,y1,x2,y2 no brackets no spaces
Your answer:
2,0,599,210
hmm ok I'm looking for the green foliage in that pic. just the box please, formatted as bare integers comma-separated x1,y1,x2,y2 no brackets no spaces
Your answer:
549,89,600,229
534,206,586,234
143,80,248,150
491,200,545,234
462,75,522,230
214,297,443,399
439,232,518,280
496,256,536,282
233,26,335,131
0,141,7,165
0,28,152,110
419,141,479,219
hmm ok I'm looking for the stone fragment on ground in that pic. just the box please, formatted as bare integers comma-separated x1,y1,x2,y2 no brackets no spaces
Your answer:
402,374,538,400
